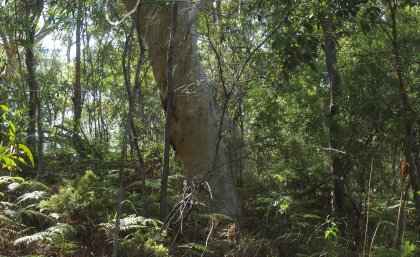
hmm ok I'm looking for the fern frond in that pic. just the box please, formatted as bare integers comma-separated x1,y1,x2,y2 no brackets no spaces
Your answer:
0,200,16,209
14,231,53,245
168,174,186,186
0,227,20,236
19,209,54,221
0,176,25,185
49,212,61,219
2,208,16,218
194,213,234,222
14,223,76,246
19,180,49,192
0,213,14,223
16,191,47,205
146,179,162,190
125,180,143,190
102,215,162,231
46,223,77,235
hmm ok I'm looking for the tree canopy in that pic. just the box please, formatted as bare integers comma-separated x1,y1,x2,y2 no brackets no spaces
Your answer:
0,0,419,256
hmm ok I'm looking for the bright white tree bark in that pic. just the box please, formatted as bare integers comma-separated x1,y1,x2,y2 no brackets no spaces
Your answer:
122,0,241,216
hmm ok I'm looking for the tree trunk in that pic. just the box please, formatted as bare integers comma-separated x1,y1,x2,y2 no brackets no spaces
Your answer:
72,0,87,158
321,19,346,219
36,73,43,179
160,1,177,220
122,0,241,216
389,2,420,213
26,25,37,166
0,27,18,83
23,0,44,179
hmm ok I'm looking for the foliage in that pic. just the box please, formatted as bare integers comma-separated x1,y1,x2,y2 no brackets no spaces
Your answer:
101,215,169,256
39,170,114,224
0,175,51,256
0,105,34,173
1,0,420,256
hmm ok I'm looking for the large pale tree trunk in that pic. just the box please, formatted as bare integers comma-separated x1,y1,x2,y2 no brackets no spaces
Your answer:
122,0,241,216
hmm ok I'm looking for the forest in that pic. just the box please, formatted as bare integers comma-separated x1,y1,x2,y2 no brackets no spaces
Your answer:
0,0,419,256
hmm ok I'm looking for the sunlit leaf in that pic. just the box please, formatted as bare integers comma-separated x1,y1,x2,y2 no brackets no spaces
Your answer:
0,146,8,153
19,144,34,167
9,120,15,133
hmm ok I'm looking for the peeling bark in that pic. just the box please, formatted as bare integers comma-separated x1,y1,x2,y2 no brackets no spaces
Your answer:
122,0,241,216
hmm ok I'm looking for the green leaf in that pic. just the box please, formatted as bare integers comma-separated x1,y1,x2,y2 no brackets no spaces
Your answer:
0,146,8,154
19,144,34,167
0,105,9,111
17,157,27,165
402,240,416,257
9,120,15,133
3,157,17,170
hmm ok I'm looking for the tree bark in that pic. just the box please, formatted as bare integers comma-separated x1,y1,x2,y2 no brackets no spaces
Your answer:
321,18,346,219
389,1,420,213
0,27,18,83
72,0,87,158
122,0,241,216
26,25,37,165
36,72,43,179
25,0,44,178
122,21,150,217
160,1,177,220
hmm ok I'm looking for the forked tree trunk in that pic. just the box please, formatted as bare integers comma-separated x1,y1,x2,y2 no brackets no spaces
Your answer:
122,0,241,216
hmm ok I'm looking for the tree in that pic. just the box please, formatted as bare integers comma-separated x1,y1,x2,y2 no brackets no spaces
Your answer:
72,0,87,158
386,0,420,213
319,8,347,219
120,0,241,216
24,0,44,179
159,0,177,220
317,0,367,220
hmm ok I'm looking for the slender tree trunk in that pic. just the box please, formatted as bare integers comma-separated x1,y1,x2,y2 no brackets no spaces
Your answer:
26,25,37,168
72,0,86,158
391,147,398,192
113,18,146,257
122,22,149,217
24,0,44,179
160,0,177,220
321,18,346,219
134,23,149,217
122,0,241,216
131,120,149,217
36,76,43,179
389,2,420,213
